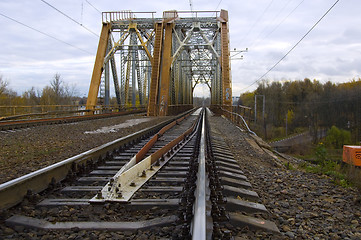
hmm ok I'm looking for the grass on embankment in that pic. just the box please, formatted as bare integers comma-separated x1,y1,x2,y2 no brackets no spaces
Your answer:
285,143,361,190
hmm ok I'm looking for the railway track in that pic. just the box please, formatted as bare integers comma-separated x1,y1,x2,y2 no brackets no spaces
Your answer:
0,108,279,239
0,109,145,131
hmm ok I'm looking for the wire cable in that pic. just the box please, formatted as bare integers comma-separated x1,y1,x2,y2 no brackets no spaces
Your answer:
85,0,102,14
242,0,341,91
250,0,305,49
236,0,275,47
214,0,223,11
0,12,93,55
249,0,294,49
40,0,99,38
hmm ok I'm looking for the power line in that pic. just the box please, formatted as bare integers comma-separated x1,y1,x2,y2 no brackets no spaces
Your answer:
236,0,275,47
250,0,305,49
214,0,223,11
40,0,99,38
0,11,93,55
85,0,102,14
249,0,294,49
242,0,341,91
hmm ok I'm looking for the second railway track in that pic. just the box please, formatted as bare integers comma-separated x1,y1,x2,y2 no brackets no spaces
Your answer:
0,107,279,239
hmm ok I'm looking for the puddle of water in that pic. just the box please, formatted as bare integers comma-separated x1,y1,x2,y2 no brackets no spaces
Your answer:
84,118,151,134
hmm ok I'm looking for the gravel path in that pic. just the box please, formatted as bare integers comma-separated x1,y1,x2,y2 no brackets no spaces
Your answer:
0,114,171,184
209,115,361,239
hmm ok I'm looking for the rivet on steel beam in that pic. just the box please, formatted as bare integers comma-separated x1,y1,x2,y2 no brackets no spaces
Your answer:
96,192,103,199
117,192,123,199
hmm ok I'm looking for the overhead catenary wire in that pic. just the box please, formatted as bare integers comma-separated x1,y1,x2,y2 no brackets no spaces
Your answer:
236,0,275,47
214,0,223,11
85,0,102,14
0,11,93,55
40,0,99,38
249,0,294,49
249,0,305,49
242,0,341,91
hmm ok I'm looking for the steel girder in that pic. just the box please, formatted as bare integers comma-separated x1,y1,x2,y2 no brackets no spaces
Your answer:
86,10,232,115
86,13,154,112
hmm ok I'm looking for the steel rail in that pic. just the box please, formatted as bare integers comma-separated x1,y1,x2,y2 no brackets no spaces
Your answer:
191,109,210,239
0,109,146,131
90,110,200,202
0,109,195,210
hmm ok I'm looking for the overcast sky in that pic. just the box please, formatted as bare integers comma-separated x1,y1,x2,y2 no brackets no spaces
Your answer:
0,0,359,98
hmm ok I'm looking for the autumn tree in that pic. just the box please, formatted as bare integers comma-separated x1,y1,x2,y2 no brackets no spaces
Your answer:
0,75,8,96
241,78,360,143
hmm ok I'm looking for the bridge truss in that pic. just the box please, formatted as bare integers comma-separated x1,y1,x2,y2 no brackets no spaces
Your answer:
86,10,232,116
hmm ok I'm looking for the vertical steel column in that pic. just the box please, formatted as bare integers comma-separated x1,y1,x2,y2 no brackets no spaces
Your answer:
131,33,137,107
120,51,126,105
104,58,110,107
147,22,164,116
220,10,232,113
86,23,111,112
158,23,173,116
108,38,121,106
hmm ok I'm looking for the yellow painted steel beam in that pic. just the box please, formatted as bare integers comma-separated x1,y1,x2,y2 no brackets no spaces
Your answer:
147,22,164,116
86,23,111,113
158,23,173,116
134,26,153,63
220,10,232,113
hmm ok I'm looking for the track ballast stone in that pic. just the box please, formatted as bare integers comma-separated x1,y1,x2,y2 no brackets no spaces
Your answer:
209,115,361,239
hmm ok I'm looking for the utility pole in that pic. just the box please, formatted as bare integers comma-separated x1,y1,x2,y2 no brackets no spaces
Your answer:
255,94,266,137
254,95,257,124
254,95,265,124
286,112,288,137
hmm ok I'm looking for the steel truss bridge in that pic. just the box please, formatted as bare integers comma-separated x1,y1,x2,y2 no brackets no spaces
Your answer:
86,10,232,116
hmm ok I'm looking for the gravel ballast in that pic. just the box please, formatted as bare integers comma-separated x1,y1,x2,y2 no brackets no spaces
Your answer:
209,114,361,239
0,114,171,184
1,112,361,239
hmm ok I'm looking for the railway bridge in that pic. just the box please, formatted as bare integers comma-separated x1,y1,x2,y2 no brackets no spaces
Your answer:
3,8,361,240
86,10,232,116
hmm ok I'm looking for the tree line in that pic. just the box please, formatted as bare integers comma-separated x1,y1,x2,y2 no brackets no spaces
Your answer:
0,74,80,117
0,73,77,107
239,78,361,144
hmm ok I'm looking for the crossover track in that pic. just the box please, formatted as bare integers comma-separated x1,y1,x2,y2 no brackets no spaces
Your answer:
1,108,279,239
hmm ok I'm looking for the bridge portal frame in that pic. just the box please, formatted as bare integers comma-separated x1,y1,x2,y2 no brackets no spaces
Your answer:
85,10,232,116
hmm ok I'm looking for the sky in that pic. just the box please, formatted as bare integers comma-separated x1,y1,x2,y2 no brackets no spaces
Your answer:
0,0,360,98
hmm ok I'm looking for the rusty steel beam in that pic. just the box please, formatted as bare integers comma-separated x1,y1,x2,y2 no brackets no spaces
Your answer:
147,22,164,116
220,10,232,114
158,23,173,116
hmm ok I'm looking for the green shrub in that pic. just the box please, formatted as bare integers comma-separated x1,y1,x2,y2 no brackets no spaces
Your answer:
325,126,351,149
